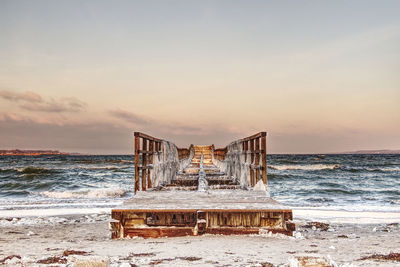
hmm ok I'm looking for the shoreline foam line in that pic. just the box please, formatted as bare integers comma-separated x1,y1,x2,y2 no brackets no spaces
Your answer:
0,207,111,218
293,209,400,224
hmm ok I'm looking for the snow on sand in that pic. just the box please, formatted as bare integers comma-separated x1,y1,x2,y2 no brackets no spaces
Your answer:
1,212,400,266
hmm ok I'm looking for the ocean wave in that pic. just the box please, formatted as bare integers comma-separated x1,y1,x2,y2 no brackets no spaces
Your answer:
381,166,400,172
269,164,340,171
267,174,292,180
312,188,364,195
78,166,131,171
74,159,133,164
17,167,56,175
341,166,400,173
0,168,15,174
105,159,134,164
0,181,53,191
38,188,128,199
74,159,102,164
305,197,334,203
0,166,57,175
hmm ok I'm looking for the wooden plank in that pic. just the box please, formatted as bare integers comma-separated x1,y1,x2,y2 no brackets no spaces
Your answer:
134,136,140,193
157,142,161,152
261,135,267,185
134,132,162,142
137,150,154,154
247,150,265,154
250,139,255,187
206,227,292,236
120,226,293,238
119,225,293,238
255,137,260,183
142,139,147,191
111,209,293,213
244,140,248,162
241,132,267,142
148,140,153,189
138,166,153,170
206,227,260,235
125,227,194,238
249,165,263,170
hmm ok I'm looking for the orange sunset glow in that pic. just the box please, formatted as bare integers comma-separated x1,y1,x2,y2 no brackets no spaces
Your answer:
1,1,399,154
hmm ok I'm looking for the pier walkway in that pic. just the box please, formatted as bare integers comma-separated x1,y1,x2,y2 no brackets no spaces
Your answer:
111,132,294,238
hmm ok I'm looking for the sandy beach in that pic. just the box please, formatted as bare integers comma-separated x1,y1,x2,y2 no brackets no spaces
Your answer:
1,211,400,266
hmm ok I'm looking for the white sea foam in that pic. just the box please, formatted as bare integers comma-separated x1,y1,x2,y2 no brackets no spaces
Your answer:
77,165,130,170
39,188,127,199
269,164,340,171
381,166,400,172
293,208,400,224
0,209,111,222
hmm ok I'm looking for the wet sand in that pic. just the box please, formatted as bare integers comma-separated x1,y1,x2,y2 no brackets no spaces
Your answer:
0,213,400,266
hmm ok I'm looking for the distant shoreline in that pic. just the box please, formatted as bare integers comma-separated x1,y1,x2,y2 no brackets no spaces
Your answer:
0,149,70,156
1,149,399,156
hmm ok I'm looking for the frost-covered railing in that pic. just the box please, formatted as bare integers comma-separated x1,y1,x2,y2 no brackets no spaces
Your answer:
134,132,191,193
134,131,266,192
212,132,267,188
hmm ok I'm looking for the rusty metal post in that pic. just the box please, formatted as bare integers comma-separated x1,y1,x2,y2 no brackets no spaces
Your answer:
148,140,153,189
261,132,267,185
134,134,140,193
142,138,147,191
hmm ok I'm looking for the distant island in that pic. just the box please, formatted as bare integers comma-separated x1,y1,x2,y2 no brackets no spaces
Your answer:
339,149,400,154
0,149,70,156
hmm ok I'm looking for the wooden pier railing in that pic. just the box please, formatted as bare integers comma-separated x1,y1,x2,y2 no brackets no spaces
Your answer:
111,131,290,240
177,145,192,160
242,132,267,186
134,131,267,193
213,146,227,161
134,132,163,193
213,132,267,187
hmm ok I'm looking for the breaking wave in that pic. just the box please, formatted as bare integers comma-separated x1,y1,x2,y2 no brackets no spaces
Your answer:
74,159,133,164
0,166,58,175
18,167,56,175
269,164,340,171
381,166,400,172
340,166,400,173
1,154,399,215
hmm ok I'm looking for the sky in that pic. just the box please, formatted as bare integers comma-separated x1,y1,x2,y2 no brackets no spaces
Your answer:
0,0,399,154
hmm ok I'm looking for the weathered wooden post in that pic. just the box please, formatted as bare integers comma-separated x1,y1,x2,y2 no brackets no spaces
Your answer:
250,139,255,186
134,133,140,193
142,138,147,191
261,132,267,185
255,137,260,184
148,140,153,189
244,140,248,163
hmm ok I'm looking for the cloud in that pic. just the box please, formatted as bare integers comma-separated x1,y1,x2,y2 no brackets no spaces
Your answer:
0,112,244,153
4,111,399,154
0,90,42,103
109,109,149,125
0,90,86,113
109,108,203,135
21,97,86,113
0,112,30,122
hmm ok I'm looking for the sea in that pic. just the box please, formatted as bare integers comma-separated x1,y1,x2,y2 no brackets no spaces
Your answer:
1,154,399,222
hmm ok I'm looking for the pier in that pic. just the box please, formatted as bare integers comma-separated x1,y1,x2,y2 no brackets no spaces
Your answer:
111,132,294,238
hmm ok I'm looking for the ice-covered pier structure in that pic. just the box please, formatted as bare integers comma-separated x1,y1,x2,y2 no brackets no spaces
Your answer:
111,132,295,238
